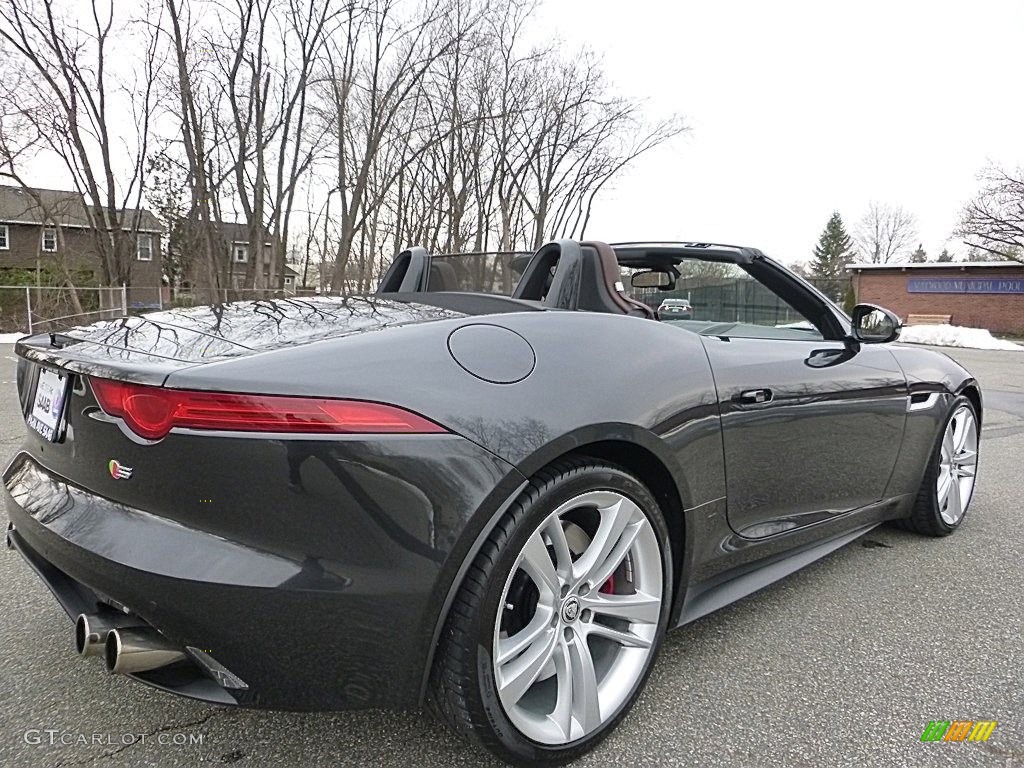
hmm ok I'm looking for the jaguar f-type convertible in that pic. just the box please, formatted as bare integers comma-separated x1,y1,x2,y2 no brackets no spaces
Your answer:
4,240,981,764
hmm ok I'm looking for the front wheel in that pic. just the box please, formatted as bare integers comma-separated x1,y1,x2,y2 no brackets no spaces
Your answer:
901,395,980,536
430,458,672,764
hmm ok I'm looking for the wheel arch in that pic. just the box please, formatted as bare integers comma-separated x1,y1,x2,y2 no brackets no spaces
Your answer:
417,427,694,706
957,380,983,425
506,426,694,617
569,440,686,619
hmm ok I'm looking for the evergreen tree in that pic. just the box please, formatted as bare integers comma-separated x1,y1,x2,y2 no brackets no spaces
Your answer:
936,248,954,262
810,212,855,299
910,243,927,262
842,283,857,315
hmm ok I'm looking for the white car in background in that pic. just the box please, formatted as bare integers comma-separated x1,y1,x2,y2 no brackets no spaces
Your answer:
657,298,693,318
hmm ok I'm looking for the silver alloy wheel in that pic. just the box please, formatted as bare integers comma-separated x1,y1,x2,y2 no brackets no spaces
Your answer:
937,405,979,525
492,490,663,745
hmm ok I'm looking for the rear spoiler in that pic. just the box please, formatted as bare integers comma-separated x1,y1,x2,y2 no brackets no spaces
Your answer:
15,333,189,386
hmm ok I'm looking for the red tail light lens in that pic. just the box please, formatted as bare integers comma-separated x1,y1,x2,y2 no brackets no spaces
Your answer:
90,378,447,440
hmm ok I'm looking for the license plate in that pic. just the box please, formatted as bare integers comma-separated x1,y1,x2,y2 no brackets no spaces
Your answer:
27,367,70,442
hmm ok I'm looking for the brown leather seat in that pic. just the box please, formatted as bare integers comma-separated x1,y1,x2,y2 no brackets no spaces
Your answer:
580,241,656,319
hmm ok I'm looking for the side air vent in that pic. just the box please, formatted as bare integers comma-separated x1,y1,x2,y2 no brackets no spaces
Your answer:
907,392,941,412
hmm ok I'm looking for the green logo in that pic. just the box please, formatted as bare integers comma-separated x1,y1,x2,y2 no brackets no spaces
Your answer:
921,720,996,742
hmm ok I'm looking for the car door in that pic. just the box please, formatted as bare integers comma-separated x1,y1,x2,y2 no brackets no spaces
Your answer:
692,262,908,539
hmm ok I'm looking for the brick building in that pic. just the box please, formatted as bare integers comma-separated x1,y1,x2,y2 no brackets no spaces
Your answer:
0,185,163,286
849,261,1024,334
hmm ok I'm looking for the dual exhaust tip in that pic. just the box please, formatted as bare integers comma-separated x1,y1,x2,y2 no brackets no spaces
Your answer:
75,613,185,674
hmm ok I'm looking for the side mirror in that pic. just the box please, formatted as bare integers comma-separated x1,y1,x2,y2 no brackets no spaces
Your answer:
851,304,901,344
630,270,672,289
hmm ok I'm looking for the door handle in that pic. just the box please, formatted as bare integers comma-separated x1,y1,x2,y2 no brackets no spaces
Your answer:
734,388,773,405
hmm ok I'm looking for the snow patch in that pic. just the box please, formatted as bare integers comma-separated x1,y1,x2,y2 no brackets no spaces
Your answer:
899,324,1023,351
0,332,27,344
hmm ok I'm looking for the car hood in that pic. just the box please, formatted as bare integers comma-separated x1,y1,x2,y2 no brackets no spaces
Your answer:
16,295,464,383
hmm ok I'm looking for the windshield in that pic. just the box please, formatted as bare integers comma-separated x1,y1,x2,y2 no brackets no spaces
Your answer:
623,259,825,340
426,252,532,295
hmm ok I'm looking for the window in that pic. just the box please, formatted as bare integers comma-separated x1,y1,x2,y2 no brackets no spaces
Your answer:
625,259,825,341
424,252,531,294
0,224,8,250
136,234,153,261
42,227,57,252
232,244,249,263
284,275,293,286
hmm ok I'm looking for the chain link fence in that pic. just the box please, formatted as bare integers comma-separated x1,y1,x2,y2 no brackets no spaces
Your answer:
0,286,128,334
0,285,313,333
1,274,854,334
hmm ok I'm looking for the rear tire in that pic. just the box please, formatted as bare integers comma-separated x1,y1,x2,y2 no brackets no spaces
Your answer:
900,395,979,536
429,457,672,764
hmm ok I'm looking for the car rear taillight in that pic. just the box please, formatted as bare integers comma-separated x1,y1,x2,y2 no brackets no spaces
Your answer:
90,378,447,440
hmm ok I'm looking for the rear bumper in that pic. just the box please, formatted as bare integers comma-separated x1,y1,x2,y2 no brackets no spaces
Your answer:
3,441,521,710
6,524,241,705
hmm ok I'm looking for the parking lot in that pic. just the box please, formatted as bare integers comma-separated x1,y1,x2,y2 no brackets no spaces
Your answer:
0,343,1021,768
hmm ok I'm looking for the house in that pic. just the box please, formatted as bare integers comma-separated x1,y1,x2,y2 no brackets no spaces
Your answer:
180,221,298,294
0,185,163,285
282,263,300,291
214,221,273,291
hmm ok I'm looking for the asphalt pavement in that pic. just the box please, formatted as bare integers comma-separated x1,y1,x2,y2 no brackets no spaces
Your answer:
0,343,1021,767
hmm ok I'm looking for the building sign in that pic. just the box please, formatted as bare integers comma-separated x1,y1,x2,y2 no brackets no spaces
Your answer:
907,277,1024,294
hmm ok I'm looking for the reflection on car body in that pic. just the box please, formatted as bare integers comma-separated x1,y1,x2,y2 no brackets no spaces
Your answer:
4,238,982,765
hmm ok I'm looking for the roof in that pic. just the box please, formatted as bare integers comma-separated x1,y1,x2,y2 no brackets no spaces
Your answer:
214,221,272,245
0,185,163,232
848,261,1023,270
611,241,762,265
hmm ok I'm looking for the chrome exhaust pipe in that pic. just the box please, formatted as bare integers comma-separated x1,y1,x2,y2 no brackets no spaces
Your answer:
76,613,136,657
104,628,186,674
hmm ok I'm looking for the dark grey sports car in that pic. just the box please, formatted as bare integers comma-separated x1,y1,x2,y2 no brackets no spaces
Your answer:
4,240,981,764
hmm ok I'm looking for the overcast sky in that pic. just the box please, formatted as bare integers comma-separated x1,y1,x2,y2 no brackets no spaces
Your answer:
14,0,1024,266
536,0,1024,264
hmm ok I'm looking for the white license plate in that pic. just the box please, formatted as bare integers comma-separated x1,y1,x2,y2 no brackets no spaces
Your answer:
27,368,69,442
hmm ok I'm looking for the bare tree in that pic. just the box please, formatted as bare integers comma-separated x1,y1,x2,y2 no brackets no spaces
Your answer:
341,0,686,270
323,0,471,292
957,165,1024,263
161,0,231,300
0,0,162,287
267,0,337,289
156,0,336,295
526,54,686,246
853,202,918,263
0,106,91,310
0,158,88,312
4,0,689,299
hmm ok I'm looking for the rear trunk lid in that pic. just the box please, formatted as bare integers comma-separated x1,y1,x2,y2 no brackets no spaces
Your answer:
7,295,465,540
15,295,462,384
